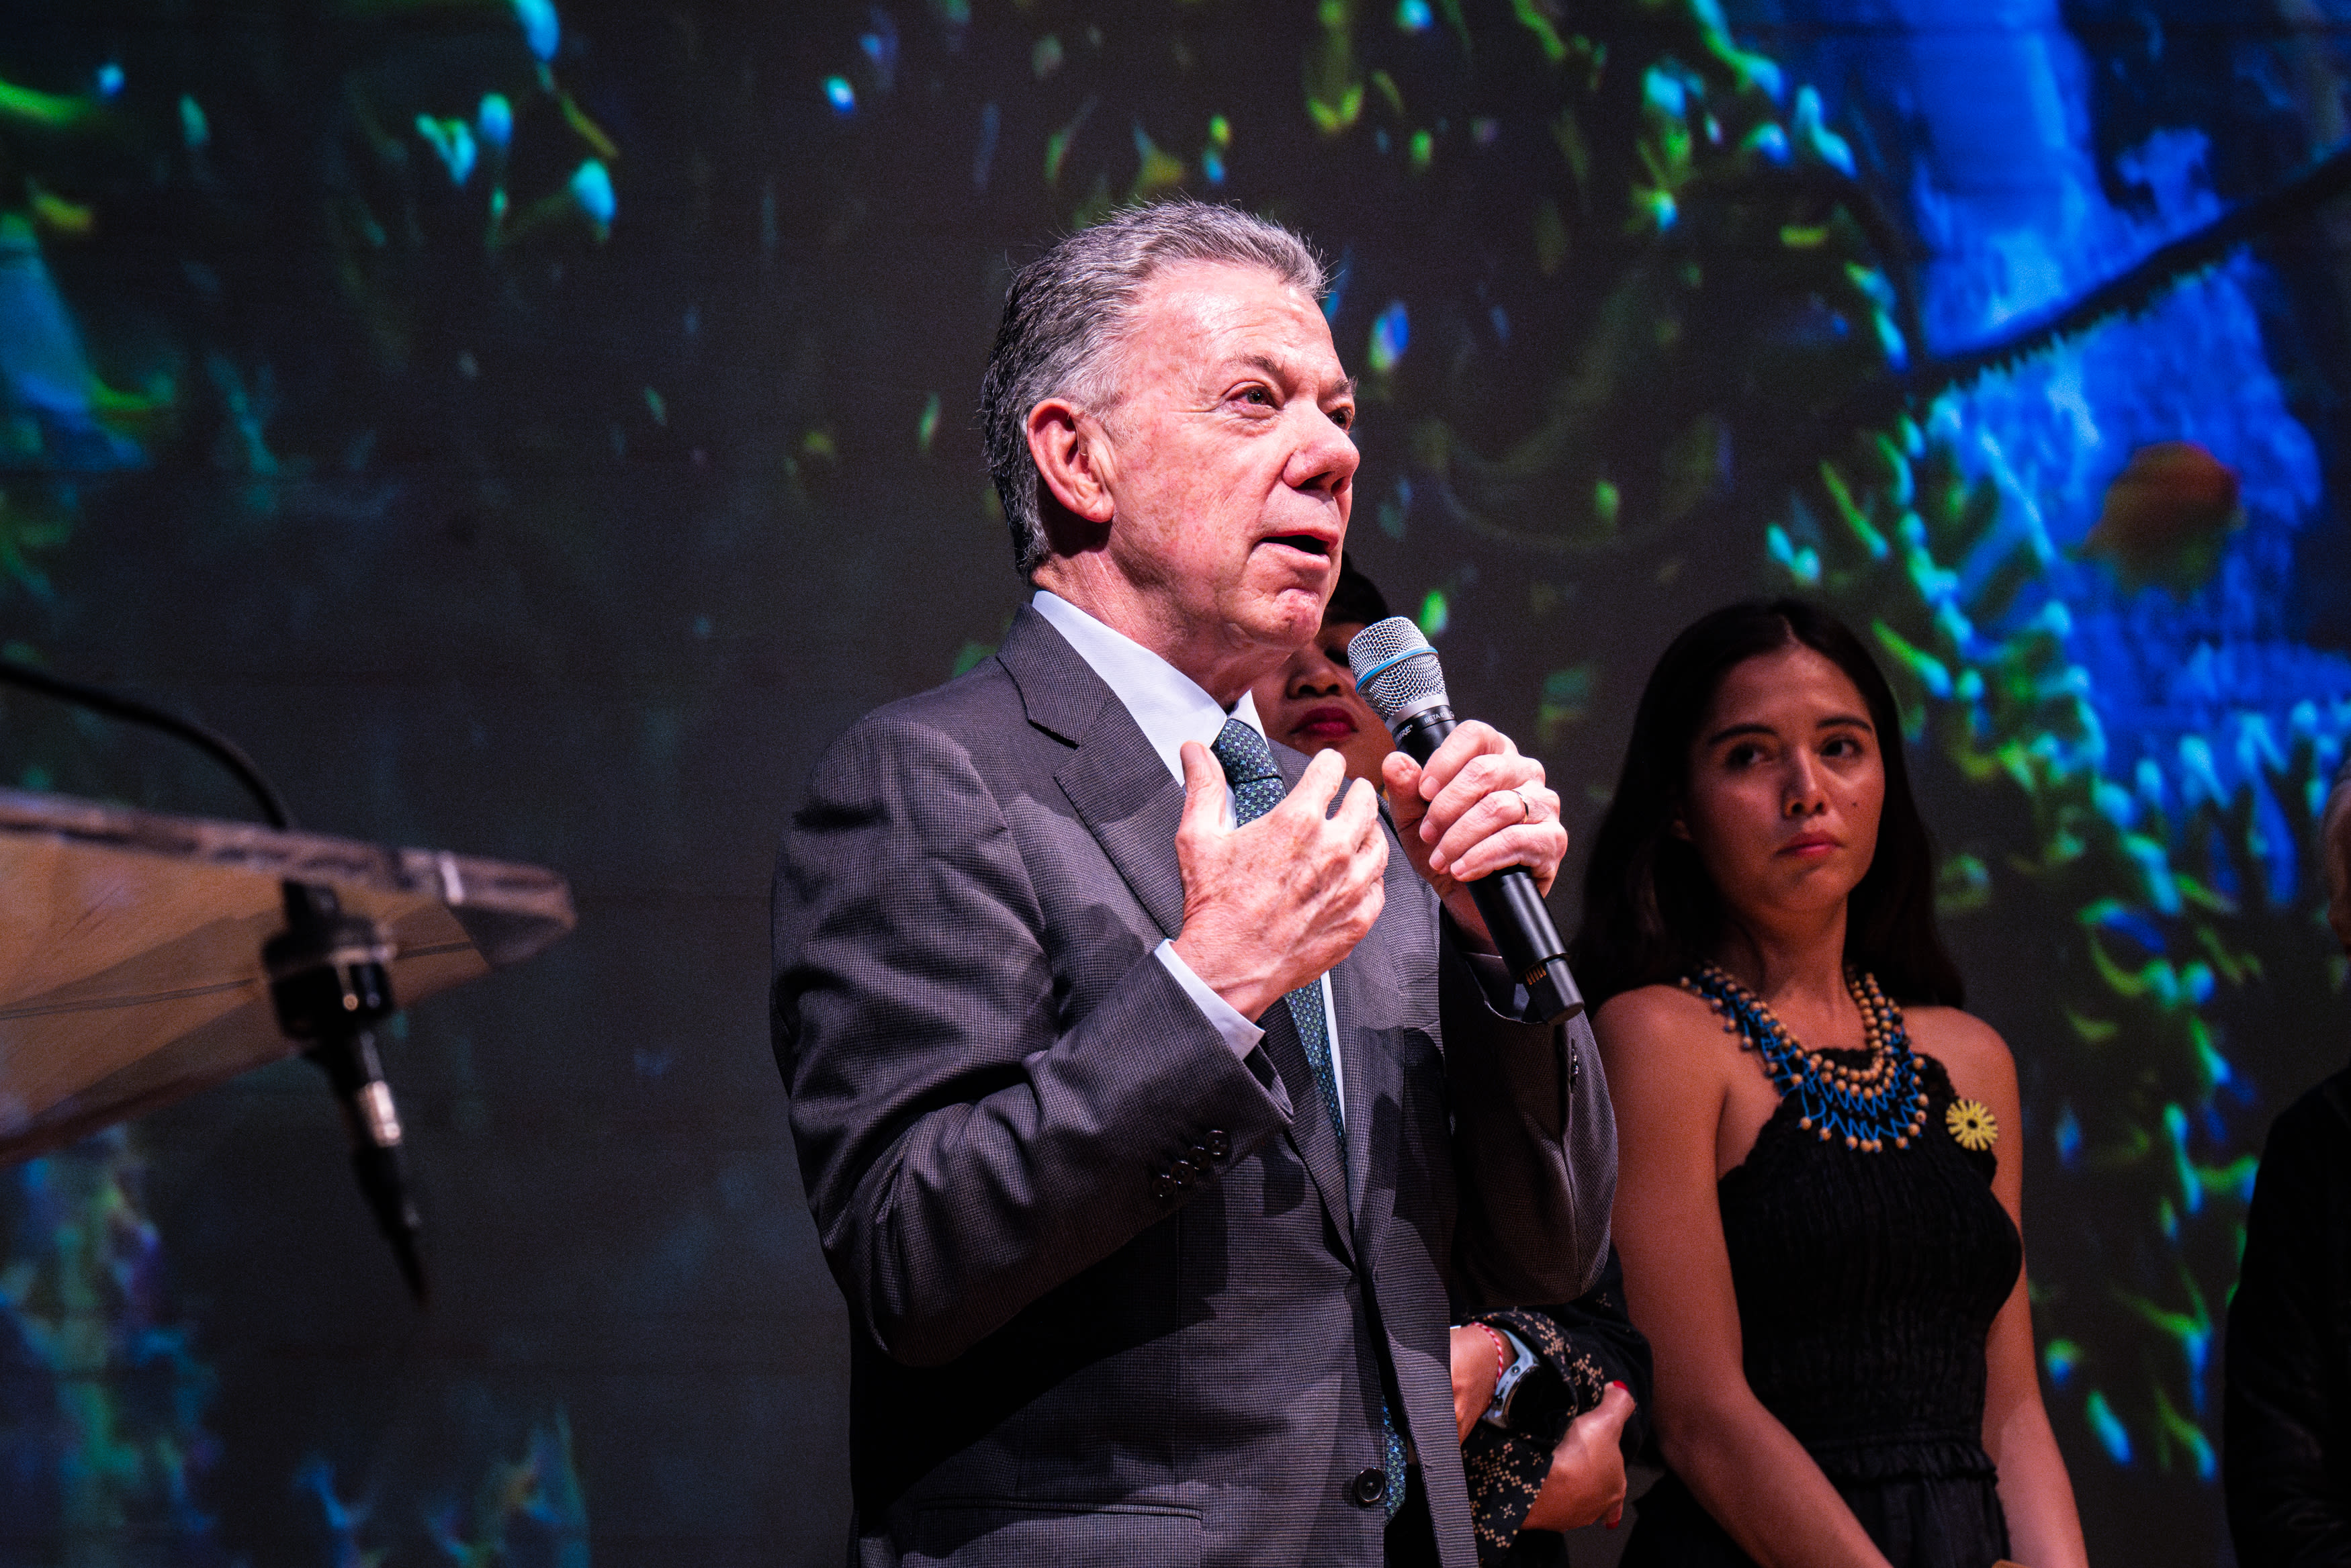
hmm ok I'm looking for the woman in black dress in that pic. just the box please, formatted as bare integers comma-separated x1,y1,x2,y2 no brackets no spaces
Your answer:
1574,600,2086,1568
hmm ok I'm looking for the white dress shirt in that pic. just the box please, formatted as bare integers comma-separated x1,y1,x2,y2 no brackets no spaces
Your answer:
1033,590,1347,1119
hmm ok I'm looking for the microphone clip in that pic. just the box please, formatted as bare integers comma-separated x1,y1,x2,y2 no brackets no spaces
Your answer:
265,881,429,1303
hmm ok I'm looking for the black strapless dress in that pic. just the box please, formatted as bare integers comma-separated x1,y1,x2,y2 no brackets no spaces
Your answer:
1621,1051,2023,1568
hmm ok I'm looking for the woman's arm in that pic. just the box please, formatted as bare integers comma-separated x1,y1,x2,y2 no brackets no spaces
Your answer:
1924,1009,2090,1568
1598,987,1892,1568
1984,1293,2087,1568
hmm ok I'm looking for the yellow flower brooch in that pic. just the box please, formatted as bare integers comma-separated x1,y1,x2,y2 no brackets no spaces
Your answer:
1946,1098,1998,1152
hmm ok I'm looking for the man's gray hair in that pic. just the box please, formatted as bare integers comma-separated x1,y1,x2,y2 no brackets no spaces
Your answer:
979,198,1329,577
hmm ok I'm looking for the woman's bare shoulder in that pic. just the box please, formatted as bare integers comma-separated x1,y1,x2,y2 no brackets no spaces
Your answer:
1594,982,1740,1077
1904,1005,2016,1093
1597,982,1748,1165
1595,980,1718,1033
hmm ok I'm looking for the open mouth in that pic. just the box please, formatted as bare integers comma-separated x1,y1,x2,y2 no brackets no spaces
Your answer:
1261,533,1333,558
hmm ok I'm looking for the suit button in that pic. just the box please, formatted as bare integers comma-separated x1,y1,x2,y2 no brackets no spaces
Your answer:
1188,1141,1211,1165
1349,1467,1387,1508
1206,1129,1231,1159
1152,1173,1176,1200
1170,1158,1198,1188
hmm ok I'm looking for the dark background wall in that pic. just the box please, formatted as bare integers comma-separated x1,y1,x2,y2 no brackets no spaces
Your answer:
3,1,2349,1563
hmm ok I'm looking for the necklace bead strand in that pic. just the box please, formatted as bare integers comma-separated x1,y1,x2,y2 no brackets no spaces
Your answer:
1677,964,1928,1154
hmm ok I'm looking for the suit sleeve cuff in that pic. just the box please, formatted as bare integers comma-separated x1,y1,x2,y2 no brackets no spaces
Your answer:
1155,939,1266,1060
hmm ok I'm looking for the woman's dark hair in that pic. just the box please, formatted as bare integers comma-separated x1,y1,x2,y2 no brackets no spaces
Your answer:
1568,598,1963,1010
1325,559,1390,629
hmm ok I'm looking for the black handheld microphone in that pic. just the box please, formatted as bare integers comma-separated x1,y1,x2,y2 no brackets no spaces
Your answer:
1348,617,1585,1023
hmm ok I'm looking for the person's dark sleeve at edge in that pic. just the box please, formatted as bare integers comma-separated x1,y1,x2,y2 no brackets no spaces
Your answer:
2225,1070,2351,1568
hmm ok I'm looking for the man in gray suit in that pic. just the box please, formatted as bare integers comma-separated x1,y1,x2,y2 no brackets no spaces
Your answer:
773,199,1614,1567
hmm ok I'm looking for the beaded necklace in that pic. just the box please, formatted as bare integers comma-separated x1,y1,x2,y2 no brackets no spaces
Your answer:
1679,963,1929,1152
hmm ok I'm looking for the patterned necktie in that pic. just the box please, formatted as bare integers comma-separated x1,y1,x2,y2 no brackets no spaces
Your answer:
1210,718,1409,1520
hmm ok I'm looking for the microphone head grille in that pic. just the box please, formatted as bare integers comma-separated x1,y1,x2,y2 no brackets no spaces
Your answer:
1348,616,1448,724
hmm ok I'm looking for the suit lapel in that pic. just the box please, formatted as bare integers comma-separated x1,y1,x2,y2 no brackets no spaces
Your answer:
1001,608,1358,1255
1055,737,1190,941
999,607,1188,939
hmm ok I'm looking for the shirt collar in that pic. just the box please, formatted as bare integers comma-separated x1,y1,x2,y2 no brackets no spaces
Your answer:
1032,590,1265,788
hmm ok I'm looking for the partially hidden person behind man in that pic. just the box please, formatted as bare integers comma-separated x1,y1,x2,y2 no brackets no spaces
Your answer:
2225,754,2351,1567
1253,557,1402,790
772,199,1616,1567
1253,563,1650,1566
1574,600,2087,1568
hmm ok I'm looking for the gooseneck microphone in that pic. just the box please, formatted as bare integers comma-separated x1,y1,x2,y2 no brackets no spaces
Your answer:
265,880,429,1302
1349,617,1586,1023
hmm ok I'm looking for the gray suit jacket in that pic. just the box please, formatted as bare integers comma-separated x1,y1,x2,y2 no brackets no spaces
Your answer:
773,606,1614,1567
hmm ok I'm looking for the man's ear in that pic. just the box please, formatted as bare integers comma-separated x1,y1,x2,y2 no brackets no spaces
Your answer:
1027,398,1116,525
1668,810,1691,841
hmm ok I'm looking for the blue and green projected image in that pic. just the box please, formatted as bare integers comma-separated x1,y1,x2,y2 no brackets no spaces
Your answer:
3,0,2348,1562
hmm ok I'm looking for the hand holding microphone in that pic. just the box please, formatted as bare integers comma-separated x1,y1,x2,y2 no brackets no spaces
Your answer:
1349,618,1585,1022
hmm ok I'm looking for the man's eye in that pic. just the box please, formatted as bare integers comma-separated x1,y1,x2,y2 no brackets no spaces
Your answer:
1242,386,1274,406
1329,406,1354,430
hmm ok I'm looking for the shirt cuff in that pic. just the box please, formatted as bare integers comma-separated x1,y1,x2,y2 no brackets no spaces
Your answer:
1155,939,1265,1060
